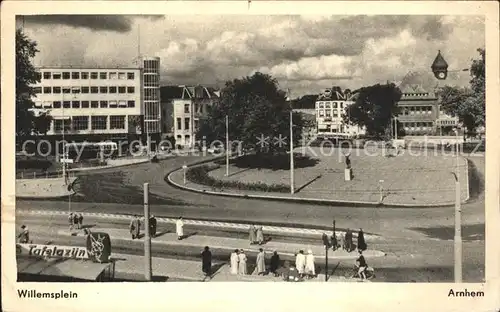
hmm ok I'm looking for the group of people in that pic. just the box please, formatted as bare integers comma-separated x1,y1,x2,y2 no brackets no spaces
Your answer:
248,225,265,245
228,248,283,277
129,216,184,240
294,249,317,279
322,228,367,253
68,212,84,231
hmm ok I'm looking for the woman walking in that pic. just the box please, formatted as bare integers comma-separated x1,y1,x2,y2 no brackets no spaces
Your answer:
238,249,248,275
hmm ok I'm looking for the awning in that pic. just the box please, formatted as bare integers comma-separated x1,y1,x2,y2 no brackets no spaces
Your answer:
52,116,71,120
17,256,111,281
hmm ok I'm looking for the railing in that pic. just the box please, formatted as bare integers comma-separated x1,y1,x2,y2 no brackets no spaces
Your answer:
16,170,77,180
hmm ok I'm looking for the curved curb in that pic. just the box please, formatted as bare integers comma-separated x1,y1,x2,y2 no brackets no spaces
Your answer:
67,158,152,173
167,169,462,209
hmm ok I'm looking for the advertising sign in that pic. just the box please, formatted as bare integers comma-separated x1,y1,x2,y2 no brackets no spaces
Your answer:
86,232,112,263
16,244,89,259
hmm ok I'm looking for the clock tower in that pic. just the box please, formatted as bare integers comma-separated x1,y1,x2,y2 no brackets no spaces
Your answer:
431,50,449,80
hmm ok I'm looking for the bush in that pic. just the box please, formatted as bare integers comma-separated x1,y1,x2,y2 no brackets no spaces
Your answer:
186,164,290,193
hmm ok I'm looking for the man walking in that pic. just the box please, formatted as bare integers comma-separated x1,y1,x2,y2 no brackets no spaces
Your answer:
256,226,264,245
256,248,266,275
201,246,212,280
149,215,157,238
295,250,306,278
270,251,280,277
129,215,140,239
249,225,257,245
77,213,84,230
17,225,29,243
176,217,184,240
357,228,367,251
68,213,74,231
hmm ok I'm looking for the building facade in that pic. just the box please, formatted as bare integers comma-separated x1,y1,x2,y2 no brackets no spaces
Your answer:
160,85,219,148
315,87,365,138
30,57,161,145
396,84,459,136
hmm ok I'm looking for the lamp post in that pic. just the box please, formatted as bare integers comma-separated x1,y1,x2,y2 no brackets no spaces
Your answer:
143,183,152,281
453,127,462,283
225,115,230,177
288,89,295,194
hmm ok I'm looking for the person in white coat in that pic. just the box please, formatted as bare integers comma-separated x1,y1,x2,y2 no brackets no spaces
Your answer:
295,250,306,277
238,249,248,275
305,249,316,278
230,249,239,275
256,248,266,275
176,217,184,240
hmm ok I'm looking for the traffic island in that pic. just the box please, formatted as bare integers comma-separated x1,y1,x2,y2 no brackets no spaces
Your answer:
168,146,470,207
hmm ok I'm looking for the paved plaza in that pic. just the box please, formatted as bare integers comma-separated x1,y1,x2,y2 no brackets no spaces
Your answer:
196,147,469,205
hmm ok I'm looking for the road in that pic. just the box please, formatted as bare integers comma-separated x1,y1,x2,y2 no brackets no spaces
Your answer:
15,214,484,282
14,155,486,281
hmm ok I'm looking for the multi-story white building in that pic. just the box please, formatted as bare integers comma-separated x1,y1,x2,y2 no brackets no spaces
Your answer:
315,87,364,138
30,56,161,145
160,85,219,148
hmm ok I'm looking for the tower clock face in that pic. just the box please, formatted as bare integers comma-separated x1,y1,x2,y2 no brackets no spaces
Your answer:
438,72,446,79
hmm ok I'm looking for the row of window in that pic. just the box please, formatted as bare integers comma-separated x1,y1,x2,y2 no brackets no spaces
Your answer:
182,103,205,114
35,100,136,109
400,106,434,115
39,71,136,80
318,109,342,118
402,93,430,97
53,116,126,131
402,122,434,128
176,117,193,131
316,102,348,109
34,86,136,95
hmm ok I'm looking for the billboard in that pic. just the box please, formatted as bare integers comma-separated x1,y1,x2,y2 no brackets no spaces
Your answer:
17,244,89,259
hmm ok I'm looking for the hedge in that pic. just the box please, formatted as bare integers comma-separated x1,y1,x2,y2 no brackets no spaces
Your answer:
185,164,290,193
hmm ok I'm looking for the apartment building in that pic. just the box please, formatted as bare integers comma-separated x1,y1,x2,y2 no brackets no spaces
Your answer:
315,87,365,138
160,85,219,148
29,56,161,144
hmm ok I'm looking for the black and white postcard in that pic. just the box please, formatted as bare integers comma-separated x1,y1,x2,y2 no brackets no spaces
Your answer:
1,1,499,312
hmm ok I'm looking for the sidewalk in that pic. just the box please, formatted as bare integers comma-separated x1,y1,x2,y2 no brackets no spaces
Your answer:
16,177,77,198
57,227,386,261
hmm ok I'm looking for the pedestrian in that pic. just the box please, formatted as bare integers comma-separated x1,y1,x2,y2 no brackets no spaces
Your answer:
345,228,353,252
357,228,367,251
68,212,74,231
77,213,83,229
73,213,80,229
237,249,247,275
295,250,306,277
230,249,239,275
321,233,330,249
129,215,140,239
256,248,266,275
270,250,280,277
149,215,157,238
256,226,264,245
201,246,212,278
331,232,338,251
176,217,184,240
339,232,346,251
248,225,257,245
305,249,316,279
17,225,29,243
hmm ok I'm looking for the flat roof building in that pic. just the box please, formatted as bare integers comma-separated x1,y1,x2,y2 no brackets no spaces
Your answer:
29,57,161,144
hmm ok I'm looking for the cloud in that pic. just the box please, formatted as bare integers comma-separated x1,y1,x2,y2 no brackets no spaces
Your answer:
22,15,164,33
21,15,484,97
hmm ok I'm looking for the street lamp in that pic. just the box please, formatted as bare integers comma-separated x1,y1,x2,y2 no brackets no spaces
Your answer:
288,89,295,195
182,162,188,185
225,115,230,177
452,127,462,283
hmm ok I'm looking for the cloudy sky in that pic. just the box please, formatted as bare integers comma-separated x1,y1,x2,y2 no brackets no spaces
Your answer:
18,15,484,97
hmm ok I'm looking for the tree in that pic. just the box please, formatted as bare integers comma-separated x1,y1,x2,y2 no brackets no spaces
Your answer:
16,29,51,137
343,83,402,139
290,94,319,109
197,72,304,154
438,48,485,134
